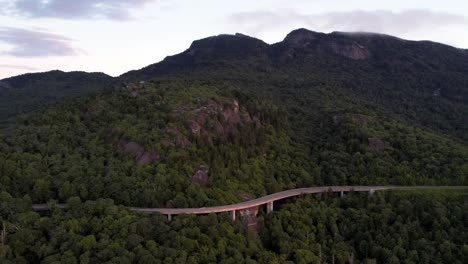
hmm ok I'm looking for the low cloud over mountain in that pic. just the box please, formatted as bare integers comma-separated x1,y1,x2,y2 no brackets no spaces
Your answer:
228,9,468,39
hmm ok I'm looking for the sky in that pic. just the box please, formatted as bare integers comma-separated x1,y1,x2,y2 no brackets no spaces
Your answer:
0,0,467,79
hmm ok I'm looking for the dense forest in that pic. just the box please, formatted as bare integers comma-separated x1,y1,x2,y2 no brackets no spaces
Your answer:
1,29,467,263
1,190,466,263
0,81,466,207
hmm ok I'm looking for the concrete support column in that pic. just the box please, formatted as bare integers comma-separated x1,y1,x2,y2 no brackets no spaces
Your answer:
369,189,375,196
230,210,236,221
267,201,274,214
167,214,172,221
340,191,344,198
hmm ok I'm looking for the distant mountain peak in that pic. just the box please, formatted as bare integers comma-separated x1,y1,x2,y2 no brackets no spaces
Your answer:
280,28,371,60
184,32,268,58
283,28,324,47
188,32,266,48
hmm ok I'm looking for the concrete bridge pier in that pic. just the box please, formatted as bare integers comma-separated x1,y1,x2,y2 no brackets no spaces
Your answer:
167,214,172,221
369,189,375,196
267,201,274,214
230,210,236,221
340,191,344,198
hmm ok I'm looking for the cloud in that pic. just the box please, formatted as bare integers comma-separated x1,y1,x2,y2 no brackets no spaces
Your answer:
0,64,40,71
0,27,78,57
227,9,468,36
319,10,468,34
4,0,156,20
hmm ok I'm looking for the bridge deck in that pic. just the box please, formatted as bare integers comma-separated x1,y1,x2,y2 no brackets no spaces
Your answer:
32,186,467,215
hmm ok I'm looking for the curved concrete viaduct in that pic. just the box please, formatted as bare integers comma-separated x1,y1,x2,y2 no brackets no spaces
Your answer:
32,186,467,221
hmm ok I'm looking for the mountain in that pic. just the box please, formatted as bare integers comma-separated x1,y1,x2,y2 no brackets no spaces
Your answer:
121,29,468,142
1,28,467,263
0,70,113,126
124,28,468,91
121,33,271,81
3,29,467,140
1,28,467,202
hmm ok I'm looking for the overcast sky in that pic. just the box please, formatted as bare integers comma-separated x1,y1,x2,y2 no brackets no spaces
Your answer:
0,0,467,79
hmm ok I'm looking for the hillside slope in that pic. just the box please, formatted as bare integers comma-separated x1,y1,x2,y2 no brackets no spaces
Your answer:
1,28,467,264
0,70,113,125
0,80,466,209
122,29,468,142
1,29,467,205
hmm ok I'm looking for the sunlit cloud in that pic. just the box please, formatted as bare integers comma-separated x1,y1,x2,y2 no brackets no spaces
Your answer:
0,27,78,57
3,0,157,20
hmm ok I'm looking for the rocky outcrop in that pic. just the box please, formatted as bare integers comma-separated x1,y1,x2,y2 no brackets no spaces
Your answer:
188,121,201,137
331,41,370,60
282,28,370,60
238,206,259,230
106,131,160,165
191,165,209,186
117,140,160,165
236,192,259,231
186,98,258,139
136,152,161,165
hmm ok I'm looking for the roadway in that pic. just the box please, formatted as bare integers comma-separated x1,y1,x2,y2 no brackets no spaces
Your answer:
32,186,467,216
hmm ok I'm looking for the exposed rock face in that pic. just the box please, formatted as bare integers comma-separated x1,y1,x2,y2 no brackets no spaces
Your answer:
222,99,241,123
187,98,258,139
136,152,161,165
191,165,209,186
282,28,370,60
188,121,201,137
236,192,259,231
104,97,257,166
368,137,387,151
238,206,259,230
331,41,370,60
116,140,160,165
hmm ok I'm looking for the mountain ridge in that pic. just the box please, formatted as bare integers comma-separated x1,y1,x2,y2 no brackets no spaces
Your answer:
0,70,113,124
117,28,468,142
1,28,468,263
2,28,466,82
1,28,467,142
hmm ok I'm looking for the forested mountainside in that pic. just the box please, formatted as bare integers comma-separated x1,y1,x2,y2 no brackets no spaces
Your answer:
0,80,467,207
122,29,468,142
0,29,467,263
0,70,113,126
